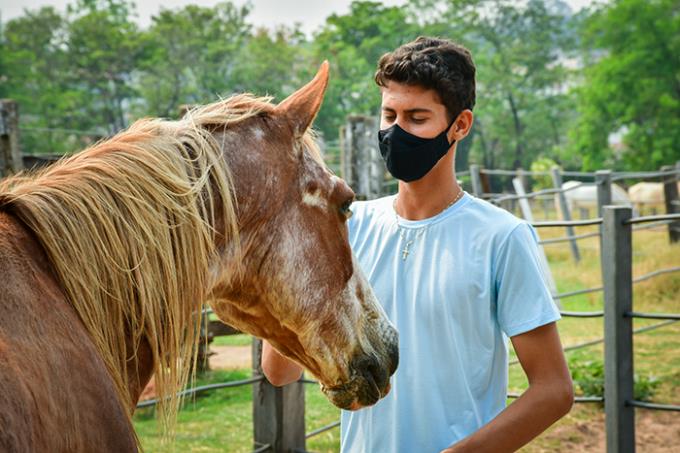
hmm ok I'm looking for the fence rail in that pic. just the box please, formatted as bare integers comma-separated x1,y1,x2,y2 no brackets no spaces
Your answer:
170,204,679,453
539,231,600,245
136,376,264,409
5,104,680,453
533,218,604,228
560,310,604,318
628,401,680,412
627,311,680,321
129,207,680,453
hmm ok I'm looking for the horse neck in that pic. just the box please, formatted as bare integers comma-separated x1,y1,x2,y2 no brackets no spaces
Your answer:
124,335,155,407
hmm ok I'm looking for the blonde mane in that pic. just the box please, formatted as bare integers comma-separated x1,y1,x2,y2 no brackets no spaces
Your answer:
0,94,280,439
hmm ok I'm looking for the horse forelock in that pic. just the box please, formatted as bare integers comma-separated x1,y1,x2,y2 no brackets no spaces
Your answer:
0,101,260,438
184,93,325,167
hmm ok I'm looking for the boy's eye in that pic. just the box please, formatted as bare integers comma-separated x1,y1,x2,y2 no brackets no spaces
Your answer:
412,118,426,124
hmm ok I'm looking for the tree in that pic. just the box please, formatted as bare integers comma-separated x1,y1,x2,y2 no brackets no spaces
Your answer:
230,25,310,102
65,0,144,133
312,1,421,139
571,0,680,170
416,0,577,175
2,7,76,154
0,21,7,99
135,2,252,118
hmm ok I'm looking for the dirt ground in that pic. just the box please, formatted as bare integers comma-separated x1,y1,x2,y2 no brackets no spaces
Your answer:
208,345,252,370
528,406,680,452
139,345,251,401
141,346,680,451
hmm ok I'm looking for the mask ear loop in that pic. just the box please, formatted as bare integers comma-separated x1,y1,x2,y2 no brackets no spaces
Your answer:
444,113,459,146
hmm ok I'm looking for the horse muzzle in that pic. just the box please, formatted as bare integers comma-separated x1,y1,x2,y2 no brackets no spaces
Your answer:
321,327,399,410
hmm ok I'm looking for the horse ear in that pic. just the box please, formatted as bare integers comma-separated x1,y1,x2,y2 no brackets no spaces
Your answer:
276,61,329,137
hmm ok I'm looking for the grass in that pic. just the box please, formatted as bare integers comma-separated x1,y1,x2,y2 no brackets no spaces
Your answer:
134,221,680,452
134,370,254,452
211,333,252,347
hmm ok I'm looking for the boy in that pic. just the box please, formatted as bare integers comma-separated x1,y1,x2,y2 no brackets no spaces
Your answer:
263,36,573,453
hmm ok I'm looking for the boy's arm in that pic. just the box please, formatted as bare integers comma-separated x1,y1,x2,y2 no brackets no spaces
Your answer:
442,322,574,453
261,340,304,386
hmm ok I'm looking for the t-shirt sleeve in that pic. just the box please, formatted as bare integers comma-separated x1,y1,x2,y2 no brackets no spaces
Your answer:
494,222,560,337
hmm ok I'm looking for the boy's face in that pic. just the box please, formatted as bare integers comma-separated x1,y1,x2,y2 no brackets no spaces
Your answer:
380,81,454,141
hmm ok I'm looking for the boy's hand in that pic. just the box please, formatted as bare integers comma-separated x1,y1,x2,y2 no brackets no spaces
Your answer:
261,340,304,386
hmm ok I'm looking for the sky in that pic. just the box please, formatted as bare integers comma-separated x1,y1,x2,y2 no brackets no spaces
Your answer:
1,0,597,35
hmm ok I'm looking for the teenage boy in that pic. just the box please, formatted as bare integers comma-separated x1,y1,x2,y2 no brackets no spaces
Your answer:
263,36,573,453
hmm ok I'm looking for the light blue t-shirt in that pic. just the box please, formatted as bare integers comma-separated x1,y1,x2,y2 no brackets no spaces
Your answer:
340,192,560,453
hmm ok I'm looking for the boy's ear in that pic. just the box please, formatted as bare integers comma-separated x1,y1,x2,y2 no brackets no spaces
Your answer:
449,109,474,142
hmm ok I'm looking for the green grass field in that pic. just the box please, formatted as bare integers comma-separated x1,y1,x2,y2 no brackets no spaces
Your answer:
134,222,680,452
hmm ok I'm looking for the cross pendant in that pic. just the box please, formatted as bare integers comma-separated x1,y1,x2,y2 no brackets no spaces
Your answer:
401,240,413,260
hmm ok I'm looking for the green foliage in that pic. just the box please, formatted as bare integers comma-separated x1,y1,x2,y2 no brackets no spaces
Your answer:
570,357,604,397
418,0,578,175
571,0,680,170
633,373,660,402
3,7,76,154
0,23,7,99
530,156,558,189
230,26,310,102
2,0,678,170
568,355,660,402
65,0,144,133
135,2,252,118
311,1,421,137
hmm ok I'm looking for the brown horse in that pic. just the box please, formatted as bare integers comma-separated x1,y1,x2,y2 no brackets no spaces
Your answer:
0,63,398,452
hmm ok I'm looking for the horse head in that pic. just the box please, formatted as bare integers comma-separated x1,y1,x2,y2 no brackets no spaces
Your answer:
203,63,398,410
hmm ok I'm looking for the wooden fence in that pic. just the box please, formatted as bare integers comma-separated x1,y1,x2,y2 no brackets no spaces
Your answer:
3,102,680,452
0,99,23,175
160,204,680,453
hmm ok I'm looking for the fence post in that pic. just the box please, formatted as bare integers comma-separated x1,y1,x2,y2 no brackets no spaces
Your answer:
550,166,581,262
596,170,612,275
517,167,530,193
596,170,613,218
512,177,532,222
512,177,558,299
662,164,680,243
339,123,351,184
602,206,635,453
340,116,382,200
470,164,483,198
0,99,23,176
196,311,211,372
522,168,531,216
252,338,306,453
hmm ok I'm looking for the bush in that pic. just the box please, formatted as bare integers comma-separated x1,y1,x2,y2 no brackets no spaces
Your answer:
568,356,660,402
529,156,558,190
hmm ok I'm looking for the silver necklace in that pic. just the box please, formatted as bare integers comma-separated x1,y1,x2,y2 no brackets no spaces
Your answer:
394,190,464,261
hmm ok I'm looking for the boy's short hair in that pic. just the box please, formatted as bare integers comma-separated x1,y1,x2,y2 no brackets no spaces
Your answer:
375,36,476,119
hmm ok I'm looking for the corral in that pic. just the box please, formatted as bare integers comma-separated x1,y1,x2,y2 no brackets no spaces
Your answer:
2,103,679,453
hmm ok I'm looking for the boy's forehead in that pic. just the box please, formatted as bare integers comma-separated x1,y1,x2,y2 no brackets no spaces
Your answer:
380,81,444,111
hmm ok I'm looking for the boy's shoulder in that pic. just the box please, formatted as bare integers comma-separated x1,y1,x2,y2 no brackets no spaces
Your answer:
461,194,523,220
455,194,527,240
349,193,528,243
349,196,394,225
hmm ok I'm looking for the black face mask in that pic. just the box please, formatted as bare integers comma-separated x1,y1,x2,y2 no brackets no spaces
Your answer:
378,118,456,182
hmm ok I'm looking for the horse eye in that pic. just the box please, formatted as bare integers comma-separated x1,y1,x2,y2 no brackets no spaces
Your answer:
340,200,353,219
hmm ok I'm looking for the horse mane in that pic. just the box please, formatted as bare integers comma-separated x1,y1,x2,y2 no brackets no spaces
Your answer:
0,93,286,439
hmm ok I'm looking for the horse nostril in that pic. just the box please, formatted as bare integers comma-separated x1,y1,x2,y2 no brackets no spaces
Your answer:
383,325,399,376
388,343,399,376
354,355,389,396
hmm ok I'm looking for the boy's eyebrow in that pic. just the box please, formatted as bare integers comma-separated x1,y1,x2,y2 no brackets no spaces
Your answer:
382,107,433,114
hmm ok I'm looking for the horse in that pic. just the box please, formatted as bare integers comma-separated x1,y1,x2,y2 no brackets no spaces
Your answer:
628,181,680,215
557,180,634,218
0,62,398,452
